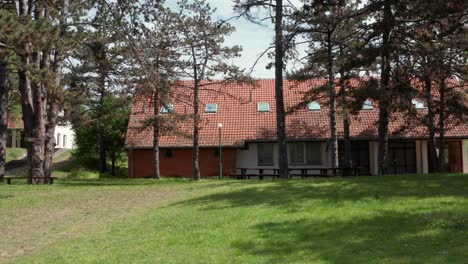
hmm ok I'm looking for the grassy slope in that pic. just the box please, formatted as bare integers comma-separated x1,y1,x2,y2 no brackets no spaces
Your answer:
1,174,467,264
5,149,127,179
5,148,27,162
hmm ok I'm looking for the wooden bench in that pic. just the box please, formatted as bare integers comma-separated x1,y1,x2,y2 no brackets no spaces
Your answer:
233,166,361,180
5,177,57,185
231,168,279,180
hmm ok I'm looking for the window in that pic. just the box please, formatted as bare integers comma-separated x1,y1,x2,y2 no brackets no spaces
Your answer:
257,143,274,166
308,101,321,111
385,142,416,174
305,142,322,165
56,133,61,147
412,99,425,109
205,103,218,113
63,135,67,148
289,142,305,164
436,147,449,164
164,149,173,158
160,104,173,114
362,99,374,110
288,142,322,165
257,102,270,112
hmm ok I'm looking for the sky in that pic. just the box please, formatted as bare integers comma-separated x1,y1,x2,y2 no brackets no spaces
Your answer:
206,0,277,78
164,0,305,78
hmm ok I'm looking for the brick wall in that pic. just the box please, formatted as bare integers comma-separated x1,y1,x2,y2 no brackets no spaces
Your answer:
128,148,237,178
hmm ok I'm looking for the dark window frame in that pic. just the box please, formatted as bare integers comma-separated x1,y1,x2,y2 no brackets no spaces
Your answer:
257,143,274,166
288,142,322,165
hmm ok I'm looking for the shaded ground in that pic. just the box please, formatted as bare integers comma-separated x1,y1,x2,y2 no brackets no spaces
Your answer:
5,148,27,172
1,174,467,263
5,148,70,176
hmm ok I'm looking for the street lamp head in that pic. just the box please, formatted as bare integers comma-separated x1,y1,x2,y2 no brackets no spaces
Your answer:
217,123,223,129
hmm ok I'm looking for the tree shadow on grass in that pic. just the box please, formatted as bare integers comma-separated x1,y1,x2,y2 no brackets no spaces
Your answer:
231,209,467,264
56,178,193,187
54,177,248,187
172,174,468,263
175,174,468,211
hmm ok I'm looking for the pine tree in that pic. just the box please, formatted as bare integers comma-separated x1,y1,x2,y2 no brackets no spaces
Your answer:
234,0,294,178
134,7,181,180
400,0,467,172
66,0,132,174
288,0,363,170
0,0,74,183
0,59,8,181
179,0,248,180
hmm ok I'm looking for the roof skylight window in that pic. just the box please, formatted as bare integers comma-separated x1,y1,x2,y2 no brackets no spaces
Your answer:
205,103,218,113
257,102,270,112
308,101,321,111
160,104,173,114
412,99,425,109
362,99,374,110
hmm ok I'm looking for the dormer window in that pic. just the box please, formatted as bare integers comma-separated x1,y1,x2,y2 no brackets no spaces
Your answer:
412,99,425,109
362,99,374,110
160,104,173,114
308,101,321,111
257,102,270,112
205,103,218,113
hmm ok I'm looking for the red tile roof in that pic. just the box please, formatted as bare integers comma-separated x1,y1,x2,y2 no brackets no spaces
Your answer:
125,79,468,149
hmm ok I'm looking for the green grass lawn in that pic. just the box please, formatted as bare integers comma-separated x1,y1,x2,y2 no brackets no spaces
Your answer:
5,148,27,162
1,174,467,264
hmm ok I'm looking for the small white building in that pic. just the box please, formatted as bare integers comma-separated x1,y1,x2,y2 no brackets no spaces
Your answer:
54,123,76,149
7,115,76,149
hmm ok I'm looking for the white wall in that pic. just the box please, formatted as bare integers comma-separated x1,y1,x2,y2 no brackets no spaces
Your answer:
236,142,330,173
237,139,465,175
54,123,76,149
415,140,429,174
463,139,468,174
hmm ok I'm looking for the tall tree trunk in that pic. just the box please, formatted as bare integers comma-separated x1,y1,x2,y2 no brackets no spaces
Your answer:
424,74,438,172
192,79,201,180
437,78,446,172
98,55,107,173
16,1,47,184
339,76,352,169
153,89,161,179
275,0,289,178
327,32,338,169
44,98,58,181
0,60,9,181
17,53,35,183
44,0,67,181
41,48,55,183
111,150,116,176
377,0,392,175
29,38,47,183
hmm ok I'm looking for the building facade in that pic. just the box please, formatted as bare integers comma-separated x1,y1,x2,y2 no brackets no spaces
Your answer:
125,79,468,178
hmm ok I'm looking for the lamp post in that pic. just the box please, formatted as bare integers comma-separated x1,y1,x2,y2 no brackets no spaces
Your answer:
217,123,223,179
